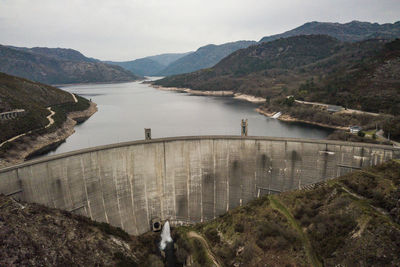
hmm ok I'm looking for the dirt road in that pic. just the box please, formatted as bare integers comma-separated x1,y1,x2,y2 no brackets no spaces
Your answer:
187,231,221,267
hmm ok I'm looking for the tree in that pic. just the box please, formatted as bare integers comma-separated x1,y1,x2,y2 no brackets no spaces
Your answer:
382,116,400,141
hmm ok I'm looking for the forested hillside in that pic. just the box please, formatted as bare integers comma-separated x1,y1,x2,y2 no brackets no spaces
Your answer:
155,35,400,115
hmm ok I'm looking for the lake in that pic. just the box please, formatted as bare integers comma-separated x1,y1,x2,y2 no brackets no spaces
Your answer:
47,79,332,155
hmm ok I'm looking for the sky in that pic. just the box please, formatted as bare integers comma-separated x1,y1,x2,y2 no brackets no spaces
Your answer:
0,0,399,61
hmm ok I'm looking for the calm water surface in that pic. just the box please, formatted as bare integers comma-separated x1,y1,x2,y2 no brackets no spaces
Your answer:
47,80,332,155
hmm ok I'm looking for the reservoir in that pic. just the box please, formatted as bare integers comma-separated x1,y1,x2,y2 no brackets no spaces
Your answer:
47,79,332,155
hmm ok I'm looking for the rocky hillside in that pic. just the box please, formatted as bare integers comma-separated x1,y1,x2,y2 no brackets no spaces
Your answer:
0,194,162,266
260,20,400,43
0,72,89,145
170,160,400,266
157,40,256,76
0,45,141,84
155,35,400,116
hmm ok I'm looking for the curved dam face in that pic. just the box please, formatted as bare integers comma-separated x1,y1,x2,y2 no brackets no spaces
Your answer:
0,136,399,235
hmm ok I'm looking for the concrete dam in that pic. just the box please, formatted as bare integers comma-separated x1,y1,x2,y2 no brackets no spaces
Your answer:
0,136,399,235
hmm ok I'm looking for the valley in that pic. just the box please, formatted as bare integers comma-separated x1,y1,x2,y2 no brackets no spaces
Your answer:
0,13,399,267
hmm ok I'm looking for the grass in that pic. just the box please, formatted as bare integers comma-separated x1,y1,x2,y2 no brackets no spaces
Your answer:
269,195,322,267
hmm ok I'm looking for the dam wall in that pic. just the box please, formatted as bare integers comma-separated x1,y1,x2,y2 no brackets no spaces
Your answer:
0,136,399,235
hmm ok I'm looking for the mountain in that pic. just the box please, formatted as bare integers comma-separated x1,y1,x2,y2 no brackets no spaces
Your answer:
157,40,256,76
155,35,343,93
106,52,192,76
155,35,400,115
108,40,256,77
107,58,166,76
260,20,400,43
147,52,193,66
7,46,99,62
0,45,141,84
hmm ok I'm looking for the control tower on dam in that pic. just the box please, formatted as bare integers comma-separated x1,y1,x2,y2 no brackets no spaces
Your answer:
0,136,399,235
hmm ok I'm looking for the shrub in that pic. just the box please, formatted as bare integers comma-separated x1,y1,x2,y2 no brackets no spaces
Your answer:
205,228,220,244
114,252,138,267
145,254,163,267
357,131,365,137
234,223,245,233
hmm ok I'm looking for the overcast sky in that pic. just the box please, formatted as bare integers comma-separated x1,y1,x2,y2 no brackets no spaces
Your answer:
0,0,399,61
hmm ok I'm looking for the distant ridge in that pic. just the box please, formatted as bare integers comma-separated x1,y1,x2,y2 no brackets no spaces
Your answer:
111,21,399,78
0,45,141,84
108,40,257,77
157,40,256,76
260,20,400,43
106,52,191,76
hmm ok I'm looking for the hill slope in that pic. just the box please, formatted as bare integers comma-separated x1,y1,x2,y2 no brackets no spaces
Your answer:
157,40,256,76
260,20,400,43
147,52,193,66
107,57,166,76
0,194,163,266
155,35,400,115
0,72,91,146
0,45,141,84
106,52,192,76
171,160,400,266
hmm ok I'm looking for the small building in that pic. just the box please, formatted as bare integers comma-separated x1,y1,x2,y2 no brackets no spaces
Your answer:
326,105,343,113
350,126,362,134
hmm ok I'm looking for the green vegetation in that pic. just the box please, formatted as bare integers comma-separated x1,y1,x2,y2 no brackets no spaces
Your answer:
157,37,400,117
327,130,391,145
0,72,92,156
383,116,400,140
49,95,90,129
0,72,72,143
269,196,322,267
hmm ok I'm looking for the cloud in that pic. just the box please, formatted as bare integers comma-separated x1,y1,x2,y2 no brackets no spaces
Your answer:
0,0,399,60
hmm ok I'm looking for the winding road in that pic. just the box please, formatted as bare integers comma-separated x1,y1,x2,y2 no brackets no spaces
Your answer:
0,93,77,149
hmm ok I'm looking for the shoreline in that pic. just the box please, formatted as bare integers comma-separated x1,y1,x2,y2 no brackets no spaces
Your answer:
152,84,346,130
53,79,143,87
256,107,348,130
151,85,265,103
0,102,97,169
153,84,350,130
